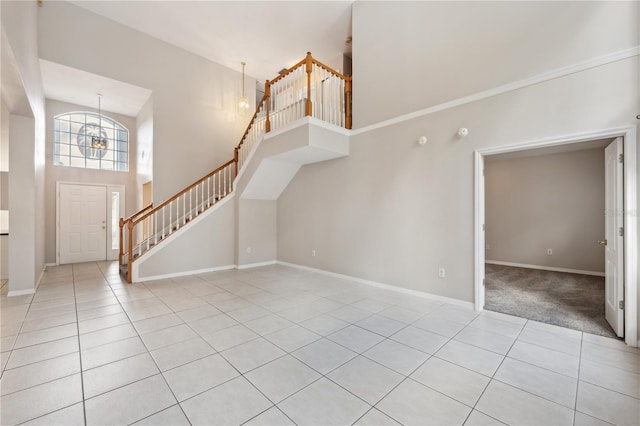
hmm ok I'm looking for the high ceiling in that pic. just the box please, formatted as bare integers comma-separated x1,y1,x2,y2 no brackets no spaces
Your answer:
68,1,354,82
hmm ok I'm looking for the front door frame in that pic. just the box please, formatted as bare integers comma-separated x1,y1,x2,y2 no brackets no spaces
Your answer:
474,126,637,347
56,181,125,264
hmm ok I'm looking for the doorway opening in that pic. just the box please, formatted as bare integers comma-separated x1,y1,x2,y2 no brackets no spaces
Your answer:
474,128,638,347
57,182,125,264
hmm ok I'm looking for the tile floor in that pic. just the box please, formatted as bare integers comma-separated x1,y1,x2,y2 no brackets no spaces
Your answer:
0,262,638,425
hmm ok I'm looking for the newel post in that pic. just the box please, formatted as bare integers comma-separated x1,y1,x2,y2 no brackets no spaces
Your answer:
119,218,125,265
127,220,134,284
345,78,352,130
265,80,271,132
305,52,313,116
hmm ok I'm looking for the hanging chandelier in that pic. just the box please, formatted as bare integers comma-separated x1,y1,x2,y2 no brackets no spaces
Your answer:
91,94,108,150
238,61,250,110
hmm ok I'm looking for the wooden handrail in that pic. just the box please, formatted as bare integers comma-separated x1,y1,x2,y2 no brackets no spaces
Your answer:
268,58,306,86
235,92,269,151
311,57,352,82
120,52,352,282
132,159,235,226
123,203,153,223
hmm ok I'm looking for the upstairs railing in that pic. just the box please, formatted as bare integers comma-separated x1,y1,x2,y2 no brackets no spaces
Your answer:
120,53,351,282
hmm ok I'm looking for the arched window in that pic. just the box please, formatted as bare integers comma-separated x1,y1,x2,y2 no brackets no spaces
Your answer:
54,112,129,172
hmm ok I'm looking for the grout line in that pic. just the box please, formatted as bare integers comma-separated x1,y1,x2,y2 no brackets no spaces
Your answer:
71,264,89,426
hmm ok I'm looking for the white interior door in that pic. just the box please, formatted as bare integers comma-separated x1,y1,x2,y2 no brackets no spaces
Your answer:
59,184,107,264
604,138,624,337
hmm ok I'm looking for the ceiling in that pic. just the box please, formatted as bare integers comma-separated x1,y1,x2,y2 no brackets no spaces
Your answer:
68,1,354,82
40,60,153,117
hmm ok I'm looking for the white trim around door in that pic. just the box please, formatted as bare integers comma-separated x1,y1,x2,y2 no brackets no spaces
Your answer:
474,126,638,347
56,182,125,264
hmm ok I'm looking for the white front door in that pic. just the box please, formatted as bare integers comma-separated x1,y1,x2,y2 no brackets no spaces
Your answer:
59,184,107,264
604,138,624,337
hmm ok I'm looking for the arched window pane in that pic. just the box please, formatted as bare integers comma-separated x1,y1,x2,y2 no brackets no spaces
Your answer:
53,112,129,172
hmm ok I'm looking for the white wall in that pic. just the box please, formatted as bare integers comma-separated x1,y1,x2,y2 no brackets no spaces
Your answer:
277,56,637,303
237,199,276,266
2,0,46,294
136,96,153,210
135,197,236,280
38,1,255,204
485,148,605,273
352,1,638,127
44,99,138,264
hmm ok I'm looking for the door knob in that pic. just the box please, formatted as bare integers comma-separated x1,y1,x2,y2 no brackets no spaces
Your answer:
102,226,106,230
598,239,607,246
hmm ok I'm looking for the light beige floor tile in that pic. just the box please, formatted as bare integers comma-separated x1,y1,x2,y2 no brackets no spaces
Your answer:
455,326,516,355
579,358,640,398
245,407,295,426
81,336,147,370
390,325,449,354
21,402,85,426
377,378,471,426
581,341,640,374
476,380,574,426
7,336,79,369
363,339,430,375
244,314,295,335
464,410,507,425
133,405,191,425
299,314,349,336
354,408,401,425
150,337,215,371
356,314,406,337
411,357,490,406
163,354,238,401
328,356,403,405
78,312,130,335
436,340,504,377
180,376,272,425
1,352,80,395
576,380,640,426
0,374,83,425
245,355,321,403
80,324,138,351
14,323,78,349
508,340,579,378
83,352,159,398
518,325,582,356
291,338,357,374
140,324,197,351
278,377,370,425
265,325,321,352
494,357,577,408
200,324,259,352
85,374,177,425
221,337,285,373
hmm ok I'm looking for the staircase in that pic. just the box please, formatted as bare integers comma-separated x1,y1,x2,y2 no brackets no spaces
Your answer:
119,53,352,283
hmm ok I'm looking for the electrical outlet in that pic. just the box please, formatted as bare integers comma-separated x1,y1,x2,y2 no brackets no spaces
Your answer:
246,247,252,254
312,250,316,257
438,268,446,278
547,249,552,256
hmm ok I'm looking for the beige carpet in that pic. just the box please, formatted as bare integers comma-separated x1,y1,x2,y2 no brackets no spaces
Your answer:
485,263,616,338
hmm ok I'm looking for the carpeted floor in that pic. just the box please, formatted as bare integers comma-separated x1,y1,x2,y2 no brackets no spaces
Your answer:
484,263,616,338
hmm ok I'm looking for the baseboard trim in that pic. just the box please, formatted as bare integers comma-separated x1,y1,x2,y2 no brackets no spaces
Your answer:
134,264,236,283
236,261,277,270
277,261,474,310
486,260,605,277
8,288,36,297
